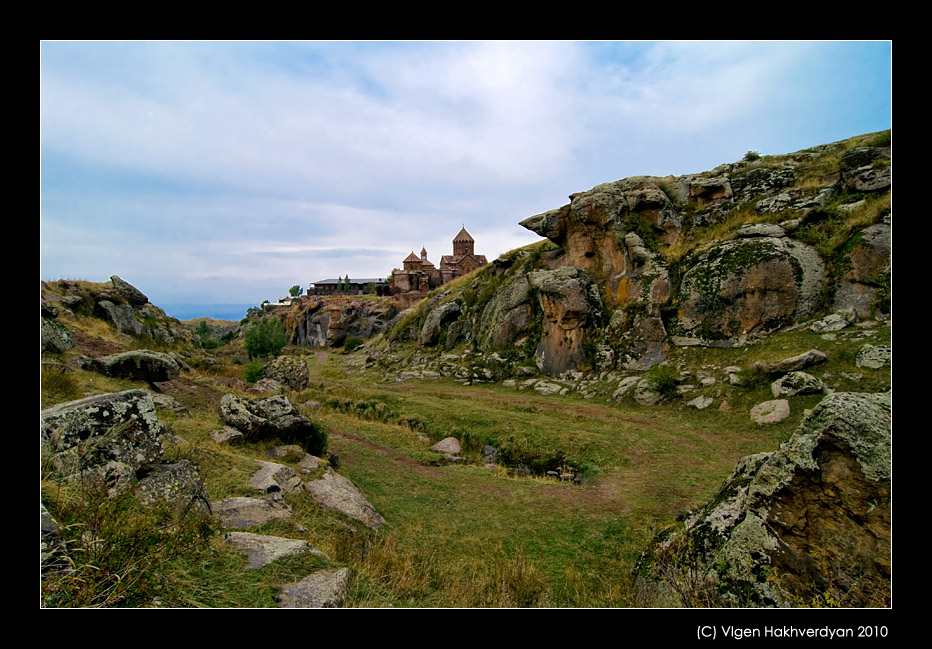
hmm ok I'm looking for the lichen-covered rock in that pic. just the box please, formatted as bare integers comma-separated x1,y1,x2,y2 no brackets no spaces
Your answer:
644,391,891,607
840,147,891,193
41,317,75,354
304,467,385,530
672,237,825,344
431,437,461,454
832,221,891,319
41,504,68,574
770,371,824,398
210,426,245,445
855,344,891,369
263,355,309,390
135,459,212,515
93,350,181,382
41,389,164,481
278,567,352,608
220,394,326,455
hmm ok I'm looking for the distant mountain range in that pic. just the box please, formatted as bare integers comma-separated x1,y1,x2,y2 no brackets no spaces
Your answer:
160,304,255,322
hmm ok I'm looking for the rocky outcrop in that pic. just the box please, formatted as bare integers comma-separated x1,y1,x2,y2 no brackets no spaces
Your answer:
644,391,890,607
220,394,327,456
832,218,891,319
290,297,401,347
527,267,603,376
93,350,182,382
40,277,197,348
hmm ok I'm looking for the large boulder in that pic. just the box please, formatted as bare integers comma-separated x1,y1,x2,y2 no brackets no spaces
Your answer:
671,236,825,345
263,355,310,390
41,389,164,487
94,300,145,336
93,350,182,382
135,459,212,515
840,147,891,193
220,394,326,455
644,391,891,607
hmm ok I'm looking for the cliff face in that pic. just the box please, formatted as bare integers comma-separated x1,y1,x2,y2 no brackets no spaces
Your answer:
383,131,890,379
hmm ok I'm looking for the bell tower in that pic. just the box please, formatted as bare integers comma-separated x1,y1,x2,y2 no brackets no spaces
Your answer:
453,227,475,257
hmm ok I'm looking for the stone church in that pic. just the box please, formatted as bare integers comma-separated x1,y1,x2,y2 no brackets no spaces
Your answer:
389,227,488,295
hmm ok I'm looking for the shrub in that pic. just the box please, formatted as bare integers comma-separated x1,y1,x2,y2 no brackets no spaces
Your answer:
645,363,679,398
243,316,288,360
344,336,365,352
744,150,761,161
244,361,264,383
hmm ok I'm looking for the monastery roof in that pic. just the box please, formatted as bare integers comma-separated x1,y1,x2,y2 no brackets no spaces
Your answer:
403,251,421,263
453,227,474,243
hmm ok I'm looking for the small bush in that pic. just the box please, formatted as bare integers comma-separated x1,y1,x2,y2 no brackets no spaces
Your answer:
244,361,264,383
645,364,679,398
344,336,364,352
744,150,761,161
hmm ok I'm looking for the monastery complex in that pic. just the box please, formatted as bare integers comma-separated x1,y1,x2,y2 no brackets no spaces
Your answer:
388,227,488,296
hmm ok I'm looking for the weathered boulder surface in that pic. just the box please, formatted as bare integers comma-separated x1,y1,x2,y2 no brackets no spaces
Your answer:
41,504,68,574
213,495,293,529
770,372,824,398
291,298,400,347
263,355,309,391
527,267,603,376
751,349,827,376
93,350,182,382
135,459,212,515
855,344,891,369
249,460,305,495
645,391,891,607
278,567,352,608
109,275,149,307
419,300,462,347
832,220,891,319
41,390,164,483
304,467,386,530
225,532,326,570
42,318,75,354
95,300,145,336
750,399,791,425
672,237,825,344
220,394,326,455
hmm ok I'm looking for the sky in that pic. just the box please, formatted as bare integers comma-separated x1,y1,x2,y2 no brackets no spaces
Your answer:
40,41,892,320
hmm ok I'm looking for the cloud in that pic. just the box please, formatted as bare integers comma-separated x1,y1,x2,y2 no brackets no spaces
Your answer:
40,41,891,308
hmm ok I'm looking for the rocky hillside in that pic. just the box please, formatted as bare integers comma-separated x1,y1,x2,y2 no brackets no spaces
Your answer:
364,131,890,388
